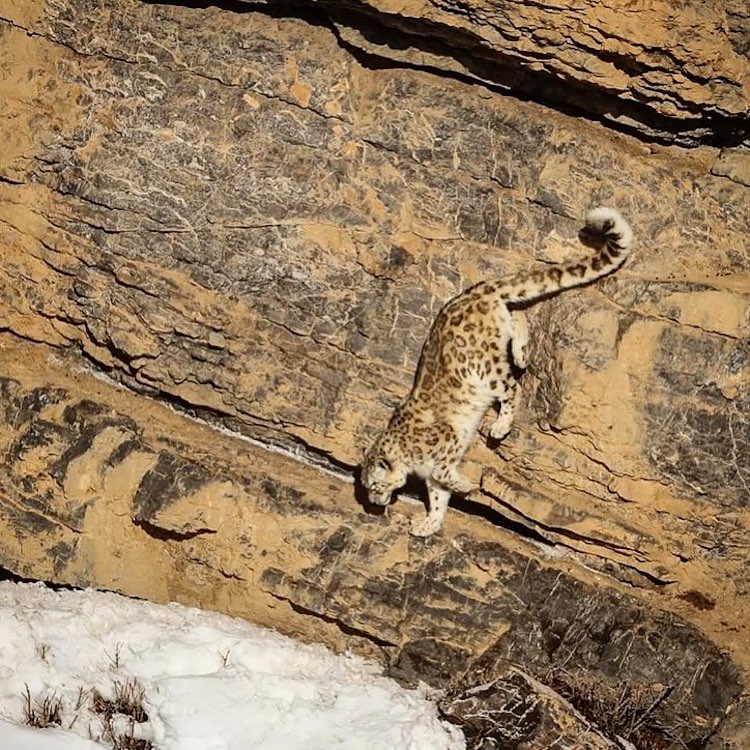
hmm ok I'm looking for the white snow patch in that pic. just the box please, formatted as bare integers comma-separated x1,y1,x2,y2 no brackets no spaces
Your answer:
0,582,464,749
0,720,102,750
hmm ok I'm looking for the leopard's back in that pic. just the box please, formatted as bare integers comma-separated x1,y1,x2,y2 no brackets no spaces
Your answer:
405,204,634,440
409,293,517,438
361,206,634,536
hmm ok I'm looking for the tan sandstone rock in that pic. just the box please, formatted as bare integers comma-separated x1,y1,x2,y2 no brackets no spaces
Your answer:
0,0,748,745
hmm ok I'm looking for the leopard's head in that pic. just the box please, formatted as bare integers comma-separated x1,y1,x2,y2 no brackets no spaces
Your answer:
360,450,407,507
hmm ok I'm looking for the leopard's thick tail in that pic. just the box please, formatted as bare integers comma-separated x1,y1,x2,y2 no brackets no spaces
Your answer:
484,207,634,304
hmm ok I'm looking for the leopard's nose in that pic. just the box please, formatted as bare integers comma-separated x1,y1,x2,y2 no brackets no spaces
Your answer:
369,492,391,506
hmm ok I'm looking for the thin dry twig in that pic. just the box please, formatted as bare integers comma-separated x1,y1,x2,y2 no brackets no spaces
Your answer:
22,684,63,728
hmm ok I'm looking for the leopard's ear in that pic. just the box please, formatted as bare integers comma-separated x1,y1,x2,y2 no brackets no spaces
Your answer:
377,458,392,472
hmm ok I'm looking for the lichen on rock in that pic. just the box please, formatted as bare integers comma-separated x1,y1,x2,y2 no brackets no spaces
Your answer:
0,0,748,746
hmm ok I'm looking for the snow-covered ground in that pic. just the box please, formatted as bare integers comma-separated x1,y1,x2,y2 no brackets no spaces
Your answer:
0,582,464,749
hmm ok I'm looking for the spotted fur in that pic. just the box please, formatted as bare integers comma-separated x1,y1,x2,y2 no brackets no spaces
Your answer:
361,207,634,536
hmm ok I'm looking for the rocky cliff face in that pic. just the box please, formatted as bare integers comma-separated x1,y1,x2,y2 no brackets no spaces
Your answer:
0,0,748,746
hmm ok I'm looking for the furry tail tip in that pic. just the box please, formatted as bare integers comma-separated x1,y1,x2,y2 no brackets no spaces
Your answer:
584,206,634,253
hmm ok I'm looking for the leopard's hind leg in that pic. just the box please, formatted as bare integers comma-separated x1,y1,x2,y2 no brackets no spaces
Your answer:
488,310,527,440
489,379,522,440
509,310,529,369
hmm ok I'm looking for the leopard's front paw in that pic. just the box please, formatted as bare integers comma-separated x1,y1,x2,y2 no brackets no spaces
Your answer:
489,418,512,441
409,514,442,538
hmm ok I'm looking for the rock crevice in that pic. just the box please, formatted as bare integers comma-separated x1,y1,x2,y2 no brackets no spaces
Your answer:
1,0,749,745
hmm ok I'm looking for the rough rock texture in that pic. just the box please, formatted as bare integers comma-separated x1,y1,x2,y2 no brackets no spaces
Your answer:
706,698,750,750
0,343,742,748
298,0,750,145
0,0,749,746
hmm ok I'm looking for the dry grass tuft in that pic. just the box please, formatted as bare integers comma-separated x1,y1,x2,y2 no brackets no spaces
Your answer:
22,684,63,728
92,678,152,750
548,668,676,749
21,676,152,749
93,679,148,723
